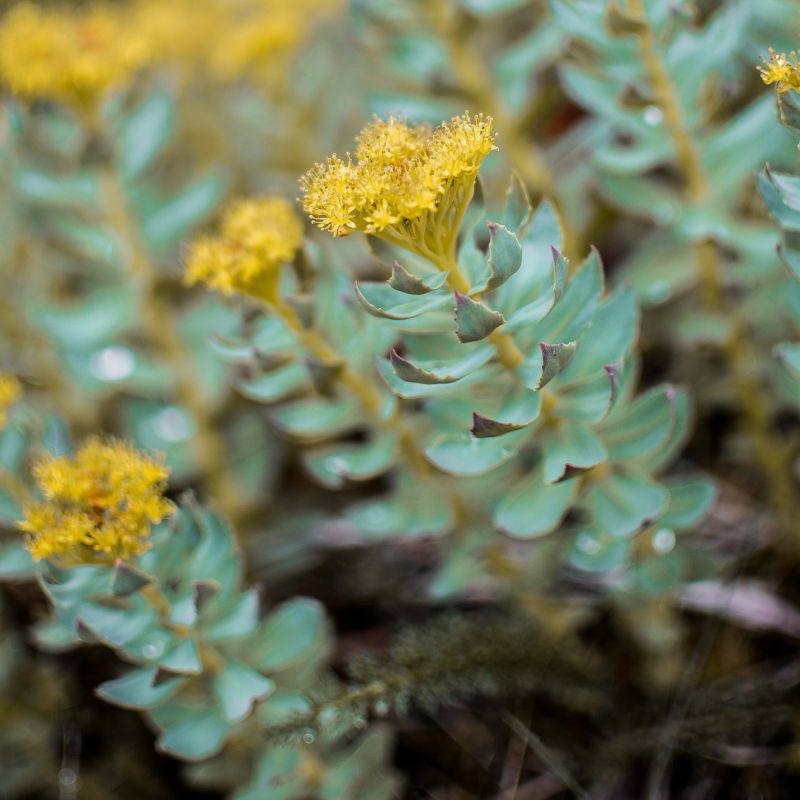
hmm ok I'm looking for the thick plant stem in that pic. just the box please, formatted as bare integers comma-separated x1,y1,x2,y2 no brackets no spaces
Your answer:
99,172,243,521
433,6,580,264
629,0,706,201
491,331,524,370
629,0,797,526
141,582,171,617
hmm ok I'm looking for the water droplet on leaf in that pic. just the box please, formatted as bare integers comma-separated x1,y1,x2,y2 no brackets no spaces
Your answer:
643,105,663,126
652,527,676,553
577,532,601,555
90,346,135,382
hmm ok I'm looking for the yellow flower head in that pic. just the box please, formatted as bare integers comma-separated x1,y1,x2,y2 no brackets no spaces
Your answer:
0,2,150,107
130,0,341,84
20,437,172,562
758,48,800,94
185,197,303,299
129,0,226,71
0,374,21,429
300,112,496,267
208,5,305,82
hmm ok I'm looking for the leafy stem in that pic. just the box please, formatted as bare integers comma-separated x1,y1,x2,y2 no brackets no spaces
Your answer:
97,168,243,521
628,0,797,528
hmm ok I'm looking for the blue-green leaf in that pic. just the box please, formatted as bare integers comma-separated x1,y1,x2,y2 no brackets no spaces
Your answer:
551,246,568,301
501,173,532,232
271,397,362,441
494,199,562,315
776,342,800,380
494,472,578,538
759,170,800,232
213,660,274,723
155,706,231,761
377,357,499,399
659,478,716,530
425,430,529,476
97,667,184,710
568,527,632,573
541,421,607,484
256,689,313,727
249,598,329,672
110,561,152,596
142,170,226,251
303,432,399,488
355,282,450,319
203,590,260,641
561,288,638,379
600,385,675,462
18,169,98,207
527,248,604,344
0,541,36,582
118,86,176,179
471,387,541,437
78,602,157,648
237,363,310,403
454,293,505,342
388,261,448,294
159,638,202,675
485,222,522,290
388,343,495,384
536,341,577,389
583,470,668,537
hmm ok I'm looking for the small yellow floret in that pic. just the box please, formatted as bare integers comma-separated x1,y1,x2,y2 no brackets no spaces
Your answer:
300,113,496,268
19,437,172,562
0,2,150,107
185,197,303,298
758,48,800,94
0,374,21,429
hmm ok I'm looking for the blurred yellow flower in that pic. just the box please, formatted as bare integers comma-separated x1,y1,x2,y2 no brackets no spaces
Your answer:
0,374,21,429
185,197,303,300
128,0,226,72
758,48,800,94
300,113,496,270
0,2,150,107
20,437,172,562
131,0,341,83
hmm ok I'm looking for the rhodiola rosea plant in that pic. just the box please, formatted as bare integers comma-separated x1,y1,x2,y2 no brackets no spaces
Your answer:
2,1,800,798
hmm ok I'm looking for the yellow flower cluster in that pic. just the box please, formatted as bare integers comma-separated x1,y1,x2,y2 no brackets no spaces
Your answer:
206,0,337,83
0,3,150,107
0,374,21,429
128,0,226,72
300,113,496,268
758,48,800,94
185,197,303,299
0,0,341,106
20,437,172,562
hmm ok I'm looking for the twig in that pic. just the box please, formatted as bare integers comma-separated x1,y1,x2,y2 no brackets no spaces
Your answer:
504,714,591,800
